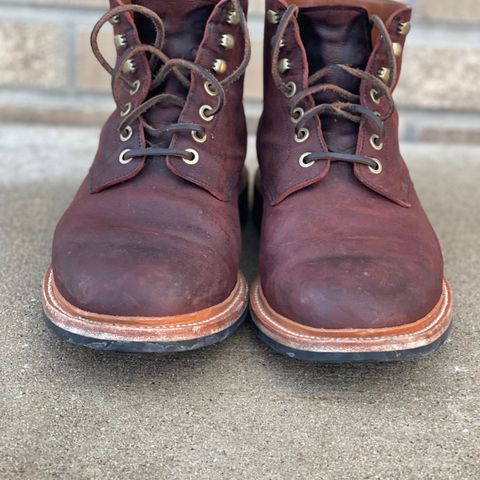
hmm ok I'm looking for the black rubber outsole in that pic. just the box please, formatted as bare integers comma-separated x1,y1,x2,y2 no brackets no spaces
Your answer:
251,320,452,363
44,307,248,353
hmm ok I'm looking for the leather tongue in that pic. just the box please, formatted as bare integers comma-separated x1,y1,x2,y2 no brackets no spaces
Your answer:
298,5,372,153
132,0,218,143
133,0,216,59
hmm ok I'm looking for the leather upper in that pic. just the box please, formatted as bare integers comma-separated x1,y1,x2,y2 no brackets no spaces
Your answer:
257,0,445,329
52,0,248,316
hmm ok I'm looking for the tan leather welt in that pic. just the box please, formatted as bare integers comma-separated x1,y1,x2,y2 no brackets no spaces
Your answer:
252,278,452,340
45,267,246,327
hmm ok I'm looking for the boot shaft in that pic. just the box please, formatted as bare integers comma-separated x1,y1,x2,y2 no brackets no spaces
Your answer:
258,0,412,206
89,0,250,199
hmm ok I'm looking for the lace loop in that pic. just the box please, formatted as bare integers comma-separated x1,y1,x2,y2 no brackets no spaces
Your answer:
91,4,165,75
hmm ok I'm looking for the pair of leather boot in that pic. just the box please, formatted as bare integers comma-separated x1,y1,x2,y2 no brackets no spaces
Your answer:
42,0,452,362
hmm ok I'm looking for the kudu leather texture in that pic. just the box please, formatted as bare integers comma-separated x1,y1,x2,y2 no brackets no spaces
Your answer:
51,0,249,317
256,0,445,329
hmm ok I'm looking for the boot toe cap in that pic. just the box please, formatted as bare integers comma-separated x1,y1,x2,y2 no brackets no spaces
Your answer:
262,255,443,330
52,235,236,317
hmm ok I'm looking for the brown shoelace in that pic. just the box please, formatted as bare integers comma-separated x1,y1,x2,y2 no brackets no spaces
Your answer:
91,0,251,163
271,5,397,170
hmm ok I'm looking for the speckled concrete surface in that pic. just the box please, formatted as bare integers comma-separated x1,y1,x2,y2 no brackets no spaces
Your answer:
0,124,479,479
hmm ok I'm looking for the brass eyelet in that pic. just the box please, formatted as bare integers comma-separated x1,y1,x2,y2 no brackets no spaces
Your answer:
370,134,384,151
219,33,235,50
266,9,280,24
392,42,403,57
120,125,133,142
278,58,291,74
368,158,383,175
199,105,214,122
119,149,132,165
370,88,381,105
120,102,132,117
114,34,128,49
299,152,314,168
226,10,240,25
122,59,136,75
109,14,120,25
284,81,296,98
191,130,207,144
212,59,228,75
204,81,218,97
294,128,309,143
182,148,199,165
397,21,411,36
290,107,304,124
377,67,391,84
129,80,141,95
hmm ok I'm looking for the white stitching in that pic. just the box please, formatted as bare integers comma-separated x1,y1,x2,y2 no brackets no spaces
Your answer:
45,270,247,333
252,280,450,343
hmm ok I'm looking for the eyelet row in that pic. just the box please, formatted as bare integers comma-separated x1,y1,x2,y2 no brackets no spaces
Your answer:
118,81,141,142
199,10,243,138
368,92,383,153
211,8,242,75
375,20,410,85
117,7,249,169
113,9,205,169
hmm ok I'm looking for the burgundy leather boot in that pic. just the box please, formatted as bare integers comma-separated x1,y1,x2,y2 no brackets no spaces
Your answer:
251,0,453,362
42,0,251,352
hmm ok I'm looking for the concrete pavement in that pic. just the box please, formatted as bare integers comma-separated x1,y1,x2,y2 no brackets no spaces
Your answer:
0,124,479,479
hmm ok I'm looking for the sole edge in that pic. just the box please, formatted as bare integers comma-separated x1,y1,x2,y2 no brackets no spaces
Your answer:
250,279,453,363
44,308,248,353
42,268,249,352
